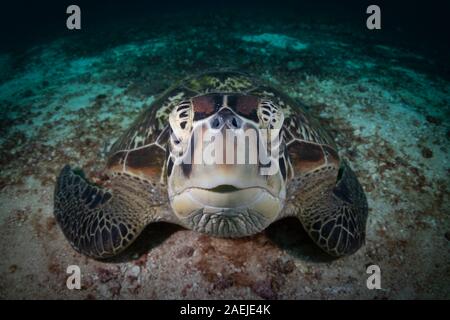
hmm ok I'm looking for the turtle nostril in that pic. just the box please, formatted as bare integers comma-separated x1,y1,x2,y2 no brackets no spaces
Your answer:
211,117,222,129
212,109,242,129
229,115,242,129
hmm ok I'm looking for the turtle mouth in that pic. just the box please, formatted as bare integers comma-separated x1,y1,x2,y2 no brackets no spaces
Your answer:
204,184,240,193
169,184,284,225
181,186,266,208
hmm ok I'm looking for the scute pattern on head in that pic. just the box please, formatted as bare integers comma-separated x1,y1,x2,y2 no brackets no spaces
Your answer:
108,86,190,156
247,85,335,147
183,71,257,93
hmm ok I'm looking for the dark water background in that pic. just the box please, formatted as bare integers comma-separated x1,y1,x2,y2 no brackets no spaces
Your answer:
2,0,449,62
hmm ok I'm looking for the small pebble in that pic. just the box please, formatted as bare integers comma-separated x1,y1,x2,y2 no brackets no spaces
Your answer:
130,266,140,277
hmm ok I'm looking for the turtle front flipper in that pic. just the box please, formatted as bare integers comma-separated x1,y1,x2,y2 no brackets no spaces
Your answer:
54,165,165,259
297,161,368,257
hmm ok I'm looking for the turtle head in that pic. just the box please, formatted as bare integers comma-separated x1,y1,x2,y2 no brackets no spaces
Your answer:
166,93,290,237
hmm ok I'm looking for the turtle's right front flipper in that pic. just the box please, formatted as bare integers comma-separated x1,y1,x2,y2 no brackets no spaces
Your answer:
296,161,368,257
54,165,159,259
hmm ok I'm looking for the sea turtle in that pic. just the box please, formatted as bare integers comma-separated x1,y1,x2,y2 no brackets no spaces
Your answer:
54,71,368,259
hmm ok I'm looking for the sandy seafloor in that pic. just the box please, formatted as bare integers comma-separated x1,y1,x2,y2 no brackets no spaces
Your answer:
0,11,449,299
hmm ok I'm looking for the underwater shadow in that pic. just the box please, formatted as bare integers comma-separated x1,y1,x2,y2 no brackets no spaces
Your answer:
102,218,336,263
102,222,182,263
265,217,337,263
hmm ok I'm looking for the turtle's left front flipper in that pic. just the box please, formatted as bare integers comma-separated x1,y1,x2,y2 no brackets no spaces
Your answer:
54,165,164,259
296,161,368,257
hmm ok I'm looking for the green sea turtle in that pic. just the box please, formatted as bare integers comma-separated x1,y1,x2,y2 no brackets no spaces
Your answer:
54,71,368,259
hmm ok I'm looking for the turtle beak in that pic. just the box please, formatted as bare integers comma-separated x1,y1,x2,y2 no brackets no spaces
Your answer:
169,185,283,223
